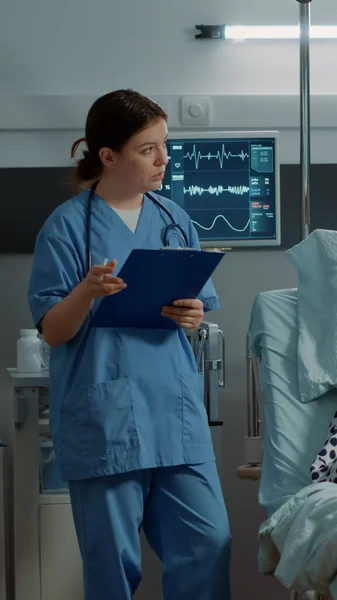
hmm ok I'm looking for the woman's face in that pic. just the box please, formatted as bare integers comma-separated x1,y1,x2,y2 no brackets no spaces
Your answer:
102,118,169,193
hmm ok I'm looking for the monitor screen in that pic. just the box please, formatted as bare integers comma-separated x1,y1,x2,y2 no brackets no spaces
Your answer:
157,131,280,247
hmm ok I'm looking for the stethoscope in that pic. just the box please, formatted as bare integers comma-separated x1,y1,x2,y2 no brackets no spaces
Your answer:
86,180,189,271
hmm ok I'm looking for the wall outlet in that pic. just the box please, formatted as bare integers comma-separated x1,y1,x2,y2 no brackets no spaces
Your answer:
180,96,211,126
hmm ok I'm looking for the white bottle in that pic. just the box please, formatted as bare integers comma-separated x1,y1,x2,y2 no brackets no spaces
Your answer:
17,329,42,373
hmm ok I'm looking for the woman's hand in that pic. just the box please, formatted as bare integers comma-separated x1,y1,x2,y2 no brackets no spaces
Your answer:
161,298,204,329
42,259,126,348
81,259,127,300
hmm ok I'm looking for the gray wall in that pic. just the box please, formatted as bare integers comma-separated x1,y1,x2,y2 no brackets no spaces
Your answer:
1,0,337,599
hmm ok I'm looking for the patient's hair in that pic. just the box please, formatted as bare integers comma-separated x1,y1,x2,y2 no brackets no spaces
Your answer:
70,89,167,188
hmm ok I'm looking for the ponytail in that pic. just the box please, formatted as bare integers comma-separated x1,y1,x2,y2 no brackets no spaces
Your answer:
70,137,102,191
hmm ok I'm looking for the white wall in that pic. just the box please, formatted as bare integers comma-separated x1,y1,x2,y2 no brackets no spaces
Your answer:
1,0,337,95
1,1,337,599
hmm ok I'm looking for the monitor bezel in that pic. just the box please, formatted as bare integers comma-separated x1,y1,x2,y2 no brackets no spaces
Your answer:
166,130,281,248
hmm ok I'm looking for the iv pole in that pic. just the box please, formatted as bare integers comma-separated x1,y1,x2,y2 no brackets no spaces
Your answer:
297,0,313,240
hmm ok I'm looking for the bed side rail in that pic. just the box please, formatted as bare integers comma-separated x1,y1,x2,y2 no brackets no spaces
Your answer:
237,333,262,481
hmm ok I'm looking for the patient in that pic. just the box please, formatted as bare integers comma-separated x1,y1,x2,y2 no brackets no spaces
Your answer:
310,411,337,483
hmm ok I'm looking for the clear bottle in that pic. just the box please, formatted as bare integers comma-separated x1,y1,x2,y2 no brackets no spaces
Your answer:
17,329,42,373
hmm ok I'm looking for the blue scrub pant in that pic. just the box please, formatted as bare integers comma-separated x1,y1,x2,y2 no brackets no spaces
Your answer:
68,461,231,600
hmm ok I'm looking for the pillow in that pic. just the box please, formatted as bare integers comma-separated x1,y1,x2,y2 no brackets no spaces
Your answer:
286,229,337,403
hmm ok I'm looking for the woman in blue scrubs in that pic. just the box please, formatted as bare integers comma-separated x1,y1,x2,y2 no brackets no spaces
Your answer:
28,89,231,600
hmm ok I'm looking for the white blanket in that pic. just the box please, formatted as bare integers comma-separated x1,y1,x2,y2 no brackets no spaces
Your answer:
258,482,337,596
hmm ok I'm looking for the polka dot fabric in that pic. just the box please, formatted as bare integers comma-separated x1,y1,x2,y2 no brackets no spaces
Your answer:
311,411,337,483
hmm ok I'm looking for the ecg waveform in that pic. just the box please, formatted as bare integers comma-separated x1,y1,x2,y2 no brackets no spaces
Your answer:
184,144,249,169
192,215,250,233
185,185,250,197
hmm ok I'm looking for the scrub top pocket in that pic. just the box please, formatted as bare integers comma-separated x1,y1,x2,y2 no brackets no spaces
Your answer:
61,378,139,460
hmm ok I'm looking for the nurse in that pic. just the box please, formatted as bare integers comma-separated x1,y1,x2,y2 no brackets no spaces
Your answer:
28,89,231,600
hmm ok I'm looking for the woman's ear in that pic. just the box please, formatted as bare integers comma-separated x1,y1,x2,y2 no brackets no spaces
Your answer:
98,147,116,168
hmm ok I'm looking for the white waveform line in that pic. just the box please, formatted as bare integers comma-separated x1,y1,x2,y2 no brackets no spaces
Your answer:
192,215,250,233
185,184,249,197
184,144,249,169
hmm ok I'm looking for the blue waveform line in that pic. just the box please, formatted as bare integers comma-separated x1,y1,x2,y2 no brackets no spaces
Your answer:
192,215,250,233
184,144,249,169
185,184,249,197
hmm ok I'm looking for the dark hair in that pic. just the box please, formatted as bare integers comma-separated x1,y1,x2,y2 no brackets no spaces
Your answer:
70,89,167,188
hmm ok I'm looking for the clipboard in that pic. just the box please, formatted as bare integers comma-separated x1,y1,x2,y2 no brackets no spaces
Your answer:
90,248,225,329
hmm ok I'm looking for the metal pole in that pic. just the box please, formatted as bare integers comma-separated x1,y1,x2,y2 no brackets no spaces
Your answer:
246,336,259,439
297,0,313,239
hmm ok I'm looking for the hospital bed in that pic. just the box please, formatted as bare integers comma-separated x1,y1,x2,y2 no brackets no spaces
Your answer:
239,286,337,599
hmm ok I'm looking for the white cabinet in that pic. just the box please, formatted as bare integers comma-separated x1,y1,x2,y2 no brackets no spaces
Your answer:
2,369,84,600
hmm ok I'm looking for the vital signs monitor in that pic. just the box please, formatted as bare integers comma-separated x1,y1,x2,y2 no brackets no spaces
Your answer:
157,131,281,247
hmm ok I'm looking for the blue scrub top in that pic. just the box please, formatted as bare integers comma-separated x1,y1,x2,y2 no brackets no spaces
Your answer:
28,191,220,481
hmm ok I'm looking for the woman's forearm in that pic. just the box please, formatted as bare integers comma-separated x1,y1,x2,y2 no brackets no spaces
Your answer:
41,281,93,348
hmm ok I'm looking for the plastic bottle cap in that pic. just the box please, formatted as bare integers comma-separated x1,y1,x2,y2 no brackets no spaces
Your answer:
20,329,38,337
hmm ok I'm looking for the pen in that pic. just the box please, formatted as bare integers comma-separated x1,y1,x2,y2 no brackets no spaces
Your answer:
100,258,109,280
